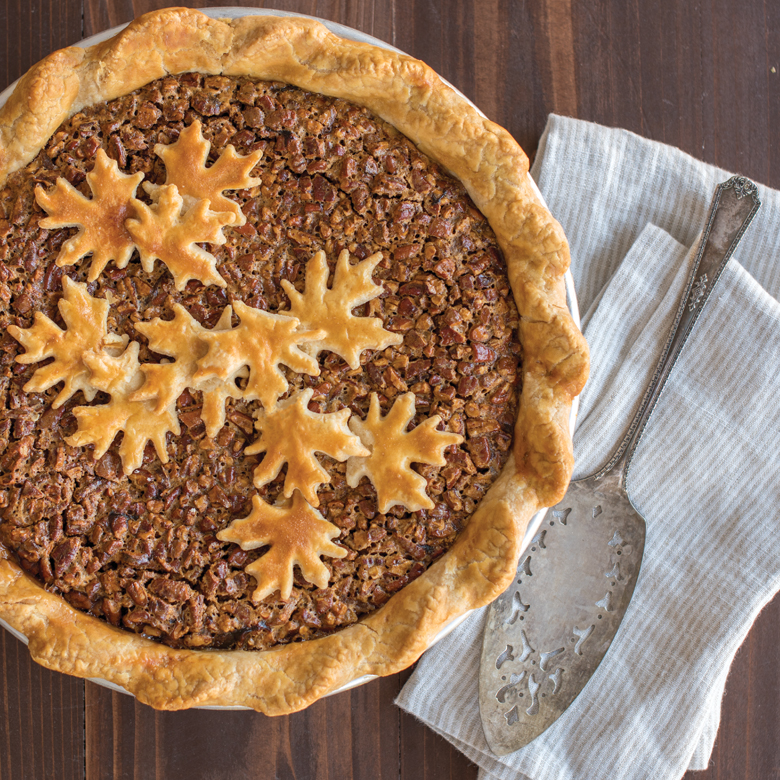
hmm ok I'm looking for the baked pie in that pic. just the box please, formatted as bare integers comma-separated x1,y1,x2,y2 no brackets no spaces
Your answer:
0,9,588,713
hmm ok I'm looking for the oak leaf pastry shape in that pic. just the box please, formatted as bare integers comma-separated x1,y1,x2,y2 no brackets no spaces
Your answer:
34,149,144,281
217,491,347,601
66,342,180,475
281,249,403,369
133,303,246,438
144,120,263,227
346,392,464,512
246,388,369,506
125,185,229,290
8,277,127,407
194,300,324,410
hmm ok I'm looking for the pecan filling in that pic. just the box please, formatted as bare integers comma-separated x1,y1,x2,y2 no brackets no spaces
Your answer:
0,73,521,650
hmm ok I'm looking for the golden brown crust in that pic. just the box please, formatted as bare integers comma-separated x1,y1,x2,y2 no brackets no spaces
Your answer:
0,7,588,713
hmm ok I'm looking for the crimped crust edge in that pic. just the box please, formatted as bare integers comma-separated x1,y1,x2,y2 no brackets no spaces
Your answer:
0,7,588,713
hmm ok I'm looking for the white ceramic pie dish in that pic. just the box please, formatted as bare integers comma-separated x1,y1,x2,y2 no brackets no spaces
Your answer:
0,8,580,706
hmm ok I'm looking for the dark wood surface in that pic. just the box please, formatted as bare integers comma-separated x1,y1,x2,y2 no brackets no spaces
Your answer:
1,1,779,778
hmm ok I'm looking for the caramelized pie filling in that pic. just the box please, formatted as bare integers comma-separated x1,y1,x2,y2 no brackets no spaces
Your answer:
0,73,520,650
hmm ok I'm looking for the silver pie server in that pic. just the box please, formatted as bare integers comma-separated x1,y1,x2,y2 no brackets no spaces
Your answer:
478,175,762,755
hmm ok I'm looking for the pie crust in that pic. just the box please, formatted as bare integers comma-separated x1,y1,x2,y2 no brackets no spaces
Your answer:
0,8,588,713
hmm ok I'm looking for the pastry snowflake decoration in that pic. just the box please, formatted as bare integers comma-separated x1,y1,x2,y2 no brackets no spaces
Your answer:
67,342,180,475
35,149,144,281
247,389,369,506
346,393,465,512
281,249,403,368
34,120,262,289
126,186,229,290
13,132,465,601
8,277,126,407
194,300,323,410
143,120,263,226
218,492,347,602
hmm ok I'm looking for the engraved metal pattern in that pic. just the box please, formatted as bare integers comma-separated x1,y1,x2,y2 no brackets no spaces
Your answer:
732,175,758,200
479,176,761,756
479,484,645,753
689,274,708,311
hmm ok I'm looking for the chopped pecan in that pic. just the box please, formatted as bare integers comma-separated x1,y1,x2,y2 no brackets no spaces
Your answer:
0,73,521,654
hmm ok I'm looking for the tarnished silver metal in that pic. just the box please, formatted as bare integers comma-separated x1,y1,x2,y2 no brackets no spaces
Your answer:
479,175,762,756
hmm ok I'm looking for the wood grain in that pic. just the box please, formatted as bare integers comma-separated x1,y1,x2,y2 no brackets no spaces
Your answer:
1,1,780,778
0,632,84,780
0,3,87,779
399,666,480,780
85,671,411,780
0,0,83,86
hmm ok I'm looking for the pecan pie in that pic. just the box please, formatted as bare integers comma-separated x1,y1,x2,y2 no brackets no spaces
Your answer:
0,9,588,713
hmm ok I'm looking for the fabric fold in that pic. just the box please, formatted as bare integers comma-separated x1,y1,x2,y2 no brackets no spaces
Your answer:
397,116,780,780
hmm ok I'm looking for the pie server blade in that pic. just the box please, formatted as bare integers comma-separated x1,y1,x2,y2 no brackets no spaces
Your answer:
478,175,762,756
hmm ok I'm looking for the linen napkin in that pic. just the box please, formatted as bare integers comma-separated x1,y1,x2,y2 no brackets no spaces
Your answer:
396,114,780,780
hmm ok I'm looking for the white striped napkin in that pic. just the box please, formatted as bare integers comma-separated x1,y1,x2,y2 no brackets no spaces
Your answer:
396,115,780,780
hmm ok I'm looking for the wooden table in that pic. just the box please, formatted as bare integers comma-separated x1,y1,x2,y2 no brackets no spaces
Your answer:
1,1,778,778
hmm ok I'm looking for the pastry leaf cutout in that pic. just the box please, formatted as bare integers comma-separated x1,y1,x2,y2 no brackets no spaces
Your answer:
133,304,245,438
144,120,263,227
8,277,126,407
66,342,180,475
281,249,402,369
346,392,464,512
34,149,144,281
246,388,369,506
217,491,347,601
194,300,324,410
126,185,228,290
